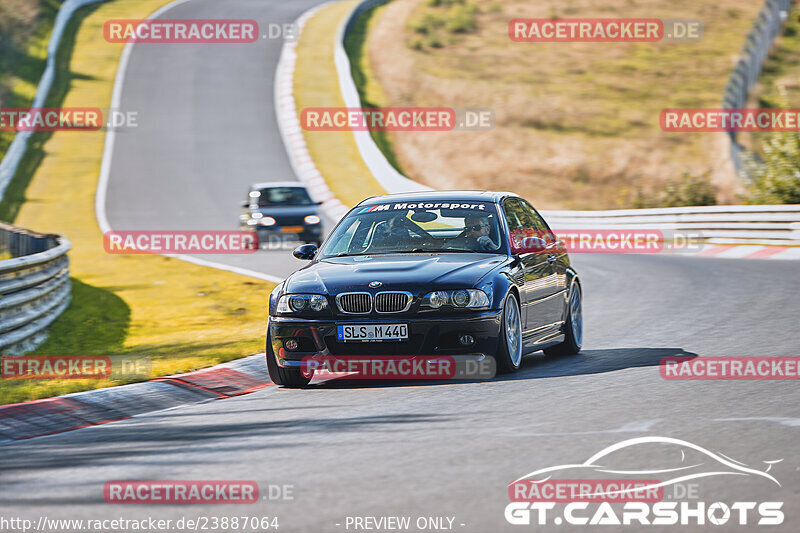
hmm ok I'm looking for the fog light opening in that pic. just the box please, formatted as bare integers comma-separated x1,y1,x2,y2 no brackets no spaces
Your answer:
458,334,475,347
284,338,300,351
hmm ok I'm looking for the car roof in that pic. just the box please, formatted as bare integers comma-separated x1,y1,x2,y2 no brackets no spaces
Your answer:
249,181,308,190
356,190,519,206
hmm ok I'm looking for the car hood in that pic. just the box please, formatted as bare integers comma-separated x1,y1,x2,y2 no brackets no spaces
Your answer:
285,254,507,294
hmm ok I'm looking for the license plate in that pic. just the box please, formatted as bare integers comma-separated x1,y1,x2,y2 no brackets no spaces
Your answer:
337,324,408,342
280,226,304,233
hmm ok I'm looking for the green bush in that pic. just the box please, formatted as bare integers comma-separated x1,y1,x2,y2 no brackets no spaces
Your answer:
742,86,800,204
743,131,800,204
445,4,478,33
407,0,478,50
632,171,717,208
427,0,465,6
408,12,445,35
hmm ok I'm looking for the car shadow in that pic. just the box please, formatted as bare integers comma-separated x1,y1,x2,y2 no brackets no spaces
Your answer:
304,347,697,389
500,347,697,381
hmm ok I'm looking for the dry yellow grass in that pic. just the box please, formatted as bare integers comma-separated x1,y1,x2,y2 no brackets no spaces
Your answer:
5,0,275,403
364,0,764,209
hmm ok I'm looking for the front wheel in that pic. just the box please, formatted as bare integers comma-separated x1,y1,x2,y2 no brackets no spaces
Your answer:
496,292,523,374
544,282,582,357
266,331,312,387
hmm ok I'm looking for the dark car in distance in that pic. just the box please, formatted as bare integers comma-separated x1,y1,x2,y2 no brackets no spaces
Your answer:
240,182,323,247
266,190,582,387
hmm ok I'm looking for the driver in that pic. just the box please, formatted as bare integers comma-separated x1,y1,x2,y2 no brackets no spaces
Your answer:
446,215,498,251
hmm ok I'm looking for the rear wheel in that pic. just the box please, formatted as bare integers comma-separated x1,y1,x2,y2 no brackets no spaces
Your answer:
544,282,582,357
266,331,312,387
496,292,523,374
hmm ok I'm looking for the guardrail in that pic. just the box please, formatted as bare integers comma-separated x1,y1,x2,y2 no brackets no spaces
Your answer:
723,0,792,177
542,204,800,245
0,223,71,355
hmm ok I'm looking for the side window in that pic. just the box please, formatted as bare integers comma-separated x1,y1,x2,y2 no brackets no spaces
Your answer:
502,199,535,232
519,200,556,242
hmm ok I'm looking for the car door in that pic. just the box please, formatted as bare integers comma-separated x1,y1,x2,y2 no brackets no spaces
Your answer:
519,199,569,327
501,198,553,335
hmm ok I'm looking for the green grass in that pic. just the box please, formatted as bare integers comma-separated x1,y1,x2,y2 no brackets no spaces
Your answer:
33,278,130,355
0,2,100,223
0,0,63,172
0,278,132,404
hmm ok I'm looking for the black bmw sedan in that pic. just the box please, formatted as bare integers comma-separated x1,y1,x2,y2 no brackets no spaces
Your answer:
266,191,582,387
240,182,323,247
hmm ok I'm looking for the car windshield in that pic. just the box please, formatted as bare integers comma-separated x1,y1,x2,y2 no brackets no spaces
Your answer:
319,201,504,257
252,187,314,207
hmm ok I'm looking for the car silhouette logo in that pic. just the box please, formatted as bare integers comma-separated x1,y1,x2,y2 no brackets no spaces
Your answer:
511,436,783,499
369,281,382,288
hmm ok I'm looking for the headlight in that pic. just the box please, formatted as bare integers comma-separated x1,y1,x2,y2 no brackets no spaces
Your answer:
277,294,328,314
309,294,327,311
304,215,321,224
421,291,447,309
259,216,276,226
421,289,490,310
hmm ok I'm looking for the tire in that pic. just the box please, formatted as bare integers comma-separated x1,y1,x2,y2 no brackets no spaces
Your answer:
544,282,582,357
266,331,312,387
496,292,523,374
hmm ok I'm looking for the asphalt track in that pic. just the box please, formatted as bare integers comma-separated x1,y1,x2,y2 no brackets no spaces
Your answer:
104,0,330,279
4,0,800,531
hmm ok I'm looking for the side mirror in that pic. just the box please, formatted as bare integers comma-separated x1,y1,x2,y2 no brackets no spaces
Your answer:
293,243,318,260
241,201,250,208
511,236,547,254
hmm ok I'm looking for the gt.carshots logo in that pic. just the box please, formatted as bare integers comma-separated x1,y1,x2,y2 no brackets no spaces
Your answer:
505,437,784,526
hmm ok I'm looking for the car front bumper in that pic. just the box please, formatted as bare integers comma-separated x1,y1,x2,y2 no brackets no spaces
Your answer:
268,311,502,368
245,225,322,245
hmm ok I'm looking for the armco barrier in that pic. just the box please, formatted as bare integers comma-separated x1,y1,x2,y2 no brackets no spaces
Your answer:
0,222,72,355
723,0,792,177
541,205,800,246
0,0,108,202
